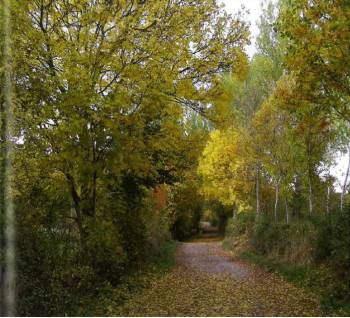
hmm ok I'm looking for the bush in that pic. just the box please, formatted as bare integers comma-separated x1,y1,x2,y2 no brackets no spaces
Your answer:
314,205,350,307
86,213,127,284
225,212,255,237
142,193,172,253
17,224,98,316
227,204,350,313
16,182,175,316
250,220,316,264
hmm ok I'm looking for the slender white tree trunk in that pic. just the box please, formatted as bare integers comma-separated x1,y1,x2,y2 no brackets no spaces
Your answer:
326,185,330,215
285,197,289,224
232,205,236,219
307,132,313,216
341,145,350,213
274,182,279,222
308,178,313,216
256,165,260,218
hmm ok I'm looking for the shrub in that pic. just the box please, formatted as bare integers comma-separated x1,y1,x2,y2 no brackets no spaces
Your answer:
225,212,255,237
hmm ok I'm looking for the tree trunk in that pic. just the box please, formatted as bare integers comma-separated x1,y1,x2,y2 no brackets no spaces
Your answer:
92,171,97,216
91,140,97,217
308,177,313,216
66,174,88,256
72,196,87,255
341,145,350,213
285,197,289,224
326,185,330,215
307,131,313,216
274,182,279,222
292,175,302,219
256,165,260,218
218,213,228,235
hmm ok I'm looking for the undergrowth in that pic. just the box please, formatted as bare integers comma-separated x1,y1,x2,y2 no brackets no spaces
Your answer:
224,208,350,316
240,250,349,316
75,240,178,316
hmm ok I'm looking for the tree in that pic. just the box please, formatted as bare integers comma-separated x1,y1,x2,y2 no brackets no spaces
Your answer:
253,77,297,222
224,54,277,120
256,0,286,78
12,0,249,257
280,0,350,122
198,127,257,215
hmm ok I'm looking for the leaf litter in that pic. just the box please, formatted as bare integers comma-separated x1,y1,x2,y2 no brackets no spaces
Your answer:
110,241,322,316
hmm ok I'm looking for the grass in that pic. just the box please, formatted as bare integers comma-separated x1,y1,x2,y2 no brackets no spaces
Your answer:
240,250,350,316
149,240,179,272
240,250,313,284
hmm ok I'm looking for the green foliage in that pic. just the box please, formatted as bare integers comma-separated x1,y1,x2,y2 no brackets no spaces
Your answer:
225,212,255,237
229,205,350,314
241,250,313,282
314,205,350,306
142,191,172,252
7,0,250,313
251,220,316,262
170,180,203,240
241,250,349,315
279,0,350,122
79,241,178,316
17,225,97,316
85,216,127,283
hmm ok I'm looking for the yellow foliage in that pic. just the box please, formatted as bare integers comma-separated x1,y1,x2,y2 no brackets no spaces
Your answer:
198,127,256,211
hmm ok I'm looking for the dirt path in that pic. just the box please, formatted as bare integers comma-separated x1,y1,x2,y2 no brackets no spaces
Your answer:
177,242,249,279
113,240,322,316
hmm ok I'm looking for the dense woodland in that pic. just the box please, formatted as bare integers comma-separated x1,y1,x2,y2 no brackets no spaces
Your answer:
0,0,349,316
